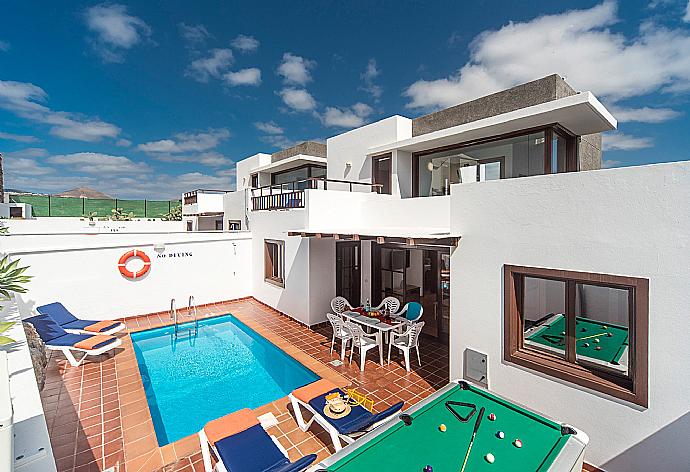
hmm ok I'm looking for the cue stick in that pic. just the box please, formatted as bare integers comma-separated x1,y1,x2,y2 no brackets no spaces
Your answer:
576,332,609,342
459,406,485,472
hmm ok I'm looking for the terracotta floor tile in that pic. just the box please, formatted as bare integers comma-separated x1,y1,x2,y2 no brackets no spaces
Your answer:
41,298,450,472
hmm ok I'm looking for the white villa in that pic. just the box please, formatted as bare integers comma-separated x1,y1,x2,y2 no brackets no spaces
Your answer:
1,74,689,472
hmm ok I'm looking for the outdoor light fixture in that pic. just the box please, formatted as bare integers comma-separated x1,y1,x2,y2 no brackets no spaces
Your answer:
153,243,165,252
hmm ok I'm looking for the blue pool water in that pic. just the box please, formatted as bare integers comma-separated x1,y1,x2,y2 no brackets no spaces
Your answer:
131,314,319,445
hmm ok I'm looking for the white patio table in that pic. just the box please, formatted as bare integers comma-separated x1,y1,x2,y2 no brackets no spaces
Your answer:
341,311,406,365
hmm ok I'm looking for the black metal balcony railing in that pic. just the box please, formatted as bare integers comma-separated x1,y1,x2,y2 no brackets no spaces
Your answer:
251,178,383,211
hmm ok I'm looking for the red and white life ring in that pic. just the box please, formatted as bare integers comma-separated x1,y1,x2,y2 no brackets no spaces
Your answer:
118,250,151,279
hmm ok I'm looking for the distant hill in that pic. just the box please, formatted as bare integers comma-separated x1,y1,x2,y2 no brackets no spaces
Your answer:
56,187,113,199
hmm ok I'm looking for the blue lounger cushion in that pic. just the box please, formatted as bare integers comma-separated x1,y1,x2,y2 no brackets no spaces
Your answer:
215,424,316,472
62,319,122,333
308,388,404,435
37,302,122,332
25,313,117,350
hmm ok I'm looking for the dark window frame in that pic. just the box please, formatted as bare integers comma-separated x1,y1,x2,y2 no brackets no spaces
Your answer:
504,265,648,407
250,173,259,188
412,125,577,197
227,220,241,231
264,239,286,288
372,153,393,195
270,164,326,185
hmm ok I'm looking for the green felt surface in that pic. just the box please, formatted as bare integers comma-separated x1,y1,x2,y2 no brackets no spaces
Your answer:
325,383,570,472
527,315,628,364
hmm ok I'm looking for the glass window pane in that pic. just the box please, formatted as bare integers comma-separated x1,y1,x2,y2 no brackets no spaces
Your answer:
552,134,568,173
374,156,392,194
575,284,630,375
522,277,566,358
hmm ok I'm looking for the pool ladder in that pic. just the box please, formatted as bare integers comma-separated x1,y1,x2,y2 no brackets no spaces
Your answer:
170,296,199,339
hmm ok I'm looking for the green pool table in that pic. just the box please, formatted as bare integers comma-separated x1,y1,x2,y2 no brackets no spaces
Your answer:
316,380,588,472
525,314,628,371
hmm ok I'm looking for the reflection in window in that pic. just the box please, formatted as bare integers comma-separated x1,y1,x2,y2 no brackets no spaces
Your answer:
522,277,566,358
575,284,630,375
417,132,545,197
271,165,326,190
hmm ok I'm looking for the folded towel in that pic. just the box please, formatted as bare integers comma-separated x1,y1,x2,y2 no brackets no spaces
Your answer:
204,408,260,445
293,379,339,403
84,320,121,333
74,335,114,350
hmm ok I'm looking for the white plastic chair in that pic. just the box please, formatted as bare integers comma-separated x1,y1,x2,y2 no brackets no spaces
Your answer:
345,321,380,372
388,321,425,372
331,296,353,314
326,313,352,360
374,296,401,315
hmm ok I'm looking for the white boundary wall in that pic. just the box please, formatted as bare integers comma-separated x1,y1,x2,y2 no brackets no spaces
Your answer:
2,231,252,320
3,218,184,234
450,161,690,471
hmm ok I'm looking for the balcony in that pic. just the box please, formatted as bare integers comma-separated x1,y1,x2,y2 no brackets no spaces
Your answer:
251,178,382,211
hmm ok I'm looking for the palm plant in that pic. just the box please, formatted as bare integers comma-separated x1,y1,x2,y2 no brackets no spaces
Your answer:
0,255,32,300
0,255,31,345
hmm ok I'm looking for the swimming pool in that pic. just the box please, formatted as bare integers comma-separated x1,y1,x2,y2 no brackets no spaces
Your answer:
131,314,319,445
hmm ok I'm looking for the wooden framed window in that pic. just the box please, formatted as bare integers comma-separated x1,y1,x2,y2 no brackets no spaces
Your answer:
264,240,285,287
504,265,648,407
372,154,392,194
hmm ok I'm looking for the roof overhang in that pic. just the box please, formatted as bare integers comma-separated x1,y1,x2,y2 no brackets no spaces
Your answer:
288,227,460,247
253,154,327,174
183,212,224,217
368,92,616,155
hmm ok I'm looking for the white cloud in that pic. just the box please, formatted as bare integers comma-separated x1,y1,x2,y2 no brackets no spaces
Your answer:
4,148,48,159
602,159,622,168
47,152,150,174
279,88,316,111
138,128,230,154
0,131,38,143
4,157,54,176
0,40,9,51
277,53,316,85
254,121,284,134
404,1,690,110
684,0,690,21
321,103,373,128
116,138,132,147
0,80,120,142
224,68,262,86
231,35,259,53
360,59,382,100
609,106,681,123
179,23,209,46
260,134,296,149
84,3,151,63
151,151,232,167
186,49,234,82
602,132,654,151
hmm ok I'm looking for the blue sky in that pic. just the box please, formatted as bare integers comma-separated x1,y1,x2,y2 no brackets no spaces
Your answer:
1,0,690,198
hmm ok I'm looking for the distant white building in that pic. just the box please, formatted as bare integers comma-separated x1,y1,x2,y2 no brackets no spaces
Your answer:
182,189,230,231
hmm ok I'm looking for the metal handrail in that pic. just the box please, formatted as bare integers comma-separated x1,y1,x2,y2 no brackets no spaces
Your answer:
170,298,178,339
189,295,198,336
250,177,383,197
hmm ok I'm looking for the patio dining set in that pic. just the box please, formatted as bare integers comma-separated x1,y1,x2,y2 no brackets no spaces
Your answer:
327,296,425,372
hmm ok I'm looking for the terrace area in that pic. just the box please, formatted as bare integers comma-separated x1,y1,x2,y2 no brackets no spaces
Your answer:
39,298,449,472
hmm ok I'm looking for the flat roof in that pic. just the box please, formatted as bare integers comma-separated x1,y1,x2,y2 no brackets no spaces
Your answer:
252,154,327,174
368,92,616,155
288,226,459,247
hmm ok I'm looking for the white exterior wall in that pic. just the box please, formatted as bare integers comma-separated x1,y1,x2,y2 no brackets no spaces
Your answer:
3,218,183,234
223,190,249,230
2,232,252,320
326,116,411,183
236,153,271,190
305,189,450,232
449,162,690,471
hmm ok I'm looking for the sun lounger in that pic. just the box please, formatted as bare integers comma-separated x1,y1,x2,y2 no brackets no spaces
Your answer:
25,312,121,367
199,408,316,472
37,302,124,335
289,379,403,452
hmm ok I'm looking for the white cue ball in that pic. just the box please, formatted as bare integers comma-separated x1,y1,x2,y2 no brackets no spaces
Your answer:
485,453,495,464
